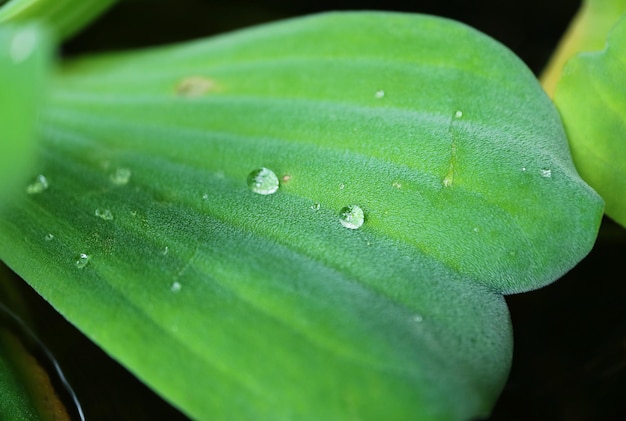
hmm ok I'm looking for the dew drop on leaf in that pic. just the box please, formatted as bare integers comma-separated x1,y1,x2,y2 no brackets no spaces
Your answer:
95,209,114,220
110,168,132,185
170,281,182,293
374,89,385,99
26,175,48,194
339,205,365,230
247,168,279,195
541,168,552,178
75,253,90,269
454,110,463,118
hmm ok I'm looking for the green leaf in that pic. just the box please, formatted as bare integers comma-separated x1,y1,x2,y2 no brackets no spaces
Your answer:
0,0,117,41
0,296,71,421
554,14,626,227
0,12,603,420
0,24,50,205
541,0,626,96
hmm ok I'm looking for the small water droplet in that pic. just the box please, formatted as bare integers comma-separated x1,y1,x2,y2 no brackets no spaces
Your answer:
95,209,113,220
44,233,54,241
10,27,37,63
247,167,279,195
311,203,321,211
521,167,527,172
339,205,365,230
110,168,132,185
281,174,291,183
392,181,402,189
339,183,345,190
202,193,209,200
374,89,385,99
413,314,424,323
541,168,552,178
162,246,169,256
130,210,138,217
473,227,480,234
75,253,90,269
454,110,463,118
26,175,48,194
170,281,182,292
176,76,217,97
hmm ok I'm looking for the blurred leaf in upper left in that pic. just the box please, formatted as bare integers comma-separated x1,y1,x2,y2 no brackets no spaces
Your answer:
0,24,51,205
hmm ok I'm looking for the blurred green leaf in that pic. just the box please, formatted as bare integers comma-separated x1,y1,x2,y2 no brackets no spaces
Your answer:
0,12,603,420
554,14,626,228
0,24,50,206
541,0,626,96
0,0,117,41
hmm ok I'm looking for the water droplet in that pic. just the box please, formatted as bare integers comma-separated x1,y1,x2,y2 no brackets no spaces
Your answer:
176,76,217,97
247,167,279,195
162,246,169,256
10,27,37,63
44,233,54,241
281,174,291,183
95,209,113,220
130,210,138,217
170,281,182,292
339,205,365,230
473,227,480,234
311,203,321,211
75,253,90,269
521,167,527,172
392,181,402,189
374,89,385,99
339,183,345,190
110,168,132,185
454,110,463,118
541,168,552,178
413,314,424,323
202,193,209,200
26,174,48,194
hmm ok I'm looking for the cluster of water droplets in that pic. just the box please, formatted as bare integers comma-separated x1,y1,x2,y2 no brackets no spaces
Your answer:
247,167,366,230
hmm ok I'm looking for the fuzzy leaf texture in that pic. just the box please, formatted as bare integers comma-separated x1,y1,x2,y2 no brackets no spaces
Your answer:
0,12,604,420
555,13,626,228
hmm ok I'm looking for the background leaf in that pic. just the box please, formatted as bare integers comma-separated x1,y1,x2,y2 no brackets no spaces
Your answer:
0,24,50,206
0,11,603,420
541,0,626,96
0,0,117,41
554,14,626,228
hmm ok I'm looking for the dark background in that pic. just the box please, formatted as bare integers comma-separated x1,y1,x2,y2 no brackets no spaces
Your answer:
6,0,626,419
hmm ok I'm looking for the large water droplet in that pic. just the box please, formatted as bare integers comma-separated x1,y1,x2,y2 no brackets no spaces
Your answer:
75,253,90,269
110,168,132,185
10,27,37,63
95,209,113,220
26,175,48,194
339,205,365,230
247,167,279,195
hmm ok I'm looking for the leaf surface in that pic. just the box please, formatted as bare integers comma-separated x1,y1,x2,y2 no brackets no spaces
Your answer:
0,12,603,420
555,14,626,227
